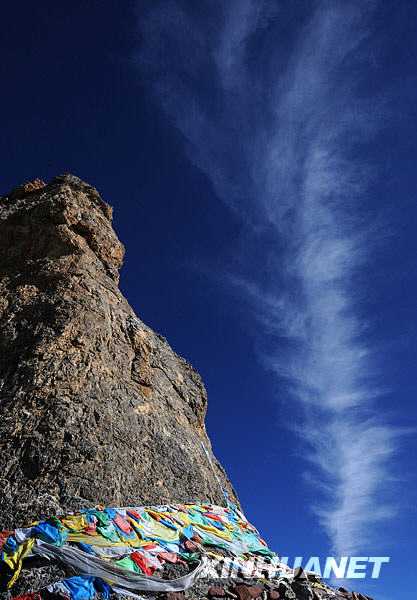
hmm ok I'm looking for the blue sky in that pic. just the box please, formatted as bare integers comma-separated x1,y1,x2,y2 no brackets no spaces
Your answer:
1,2,416,598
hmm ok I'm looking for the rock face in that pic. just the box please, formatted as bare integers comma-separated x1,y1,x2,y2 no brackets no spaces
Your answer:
0,174,238,528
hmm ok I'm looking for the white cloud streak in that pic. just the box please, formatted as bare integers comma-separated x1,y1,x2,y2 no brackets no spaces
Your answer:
137,0,400,556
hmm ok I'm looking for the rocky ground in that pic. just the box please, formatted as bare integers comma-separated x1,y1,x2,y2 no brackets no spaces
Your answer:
0,176,372,600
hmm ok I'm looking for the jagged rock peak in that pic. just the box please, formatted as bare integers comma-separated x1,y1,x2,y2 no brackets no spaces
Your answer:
0,174,238,528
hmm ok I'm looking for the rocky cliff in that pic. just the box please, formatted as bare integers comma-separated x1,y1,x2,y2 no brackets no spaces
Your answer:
0,174,238,528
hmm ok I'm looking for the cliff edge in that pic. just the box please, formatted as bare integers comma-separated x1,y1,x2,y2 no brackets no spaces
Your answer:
0,175,238,528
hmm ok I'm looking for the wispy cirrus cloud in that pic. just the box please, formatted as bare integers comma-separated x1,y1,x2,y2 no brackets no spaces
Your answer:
137,0,400,556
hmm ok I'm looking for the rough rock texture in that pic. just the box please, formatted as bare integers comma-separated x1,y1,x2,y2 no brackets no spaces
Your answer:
0,174,238,528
